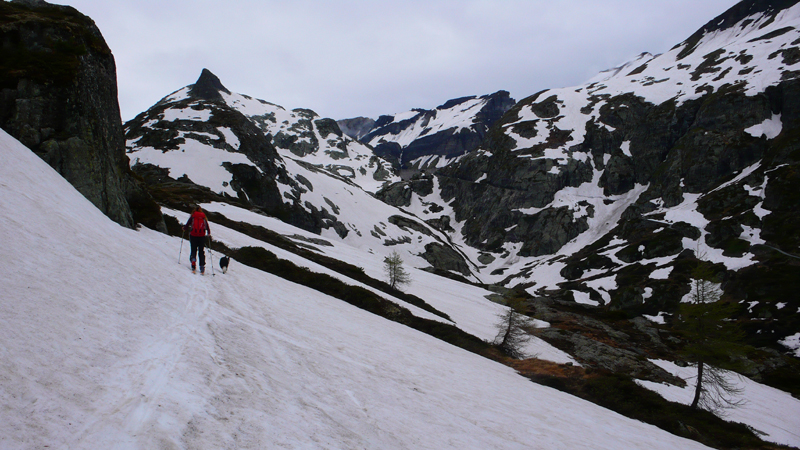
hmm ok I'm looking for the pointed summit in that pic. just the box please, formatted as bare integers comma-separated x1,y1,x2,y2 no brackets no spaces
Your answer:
188,68,231,101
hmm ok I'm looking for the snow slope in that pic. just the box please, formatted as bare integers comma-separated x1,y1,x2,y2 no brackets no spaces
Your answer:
1,131,720,448
577,3,800,107
126,81,474,282
637,360,800,448
365,97,490,149
219,89,397,194
165,202,578,365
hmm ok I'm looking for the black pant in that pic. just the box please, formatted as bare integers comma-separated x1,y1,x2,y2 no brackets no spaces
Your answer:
189,235,207,268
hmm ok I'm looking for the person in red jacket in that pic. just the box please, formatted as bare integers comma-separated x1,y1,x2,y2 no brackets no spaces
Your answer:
184,205,211,274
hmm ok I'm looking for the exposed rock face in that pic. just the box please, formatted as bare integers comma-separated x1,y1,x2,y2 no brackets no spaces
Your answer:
0,0,158,229
359,91,516,173
124,70,335,234
189,68,231,101
337,116,375,140
386,0,800,354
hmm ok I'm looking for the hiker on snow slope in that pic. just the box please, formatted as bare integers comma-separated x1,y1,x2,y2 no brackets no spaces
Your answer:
184,205,211,274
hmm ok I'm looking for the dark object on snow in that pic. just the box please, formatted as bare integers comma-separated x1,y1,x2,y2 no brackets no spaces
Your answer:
220,256,230,274
183,206,211,273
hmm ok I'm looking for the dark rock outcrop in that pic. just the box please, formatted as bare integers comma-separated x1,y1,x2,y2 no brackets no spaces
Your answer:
361,91,516,172
188,68,231,101
0,0,161,230
337,116,375,140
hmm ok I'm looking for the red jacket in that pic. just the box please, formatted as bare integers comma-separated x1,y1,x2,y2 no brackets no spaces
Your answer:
185,211,210,237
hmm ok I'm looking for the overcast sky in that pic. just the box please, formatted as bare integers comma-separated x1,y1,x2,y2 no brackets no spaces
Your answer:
58,0,740,121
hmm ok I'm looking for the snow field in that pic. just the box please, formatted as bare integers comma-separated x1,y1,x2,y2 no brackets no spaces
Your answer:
194,201,569,358
128,137,258,197
366,97,489,149
637,360,800,448
220,90,398,193
583,5,800,107
1,129,719,449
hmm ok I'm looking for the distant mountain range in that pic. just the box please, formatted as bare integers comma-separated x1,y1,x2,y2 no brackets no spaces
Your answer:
339,91,515,175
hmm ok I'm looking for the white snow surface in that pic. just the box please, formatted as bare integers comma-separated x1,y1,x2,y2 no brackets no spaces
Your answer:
472,3,800,287
0,129,719,449
192,202,515,345
637,360,800,448
580,5,800,106
128,137,257,197
366,97,488,149
745,113,783,139
779,332,800,357
130,87,397,195
219,90,397,193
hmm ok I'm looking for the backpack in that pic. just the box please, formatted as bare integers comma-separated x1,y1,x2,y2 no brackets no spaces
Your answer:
190,211,207,236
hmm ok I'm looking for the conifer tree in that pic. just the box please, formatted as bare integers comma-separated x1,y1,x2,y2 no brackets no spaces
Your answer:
676,261,746,413
494,297,533,359
383,250,410,290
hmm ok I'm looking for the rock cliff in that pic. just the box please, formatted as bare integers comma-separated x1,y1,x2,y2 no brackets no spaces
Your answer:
0,1,151,228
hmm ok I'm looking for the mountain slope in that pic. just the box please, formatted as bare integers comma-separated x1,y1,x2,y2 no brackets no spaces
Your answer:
124,70,476,278
0,128,720,450
392,0,800,356
120,0,800,395
345,91,515,174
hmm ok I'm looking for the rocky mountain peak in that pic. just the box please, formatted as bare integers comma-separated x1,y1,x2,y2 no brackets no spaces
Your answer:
188,68,231,101
337,116,376,140
355,90,516,174
676,0,800,59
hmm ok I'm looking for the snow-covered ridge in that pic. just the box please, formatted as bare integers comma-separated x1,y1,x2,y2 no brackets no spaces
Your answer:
388,0,800,360
353,91,515,172
584,52,658,85
125,74,481,281
222,89,398,193
581,3,800,105
365,96,490,148
130,84,397,194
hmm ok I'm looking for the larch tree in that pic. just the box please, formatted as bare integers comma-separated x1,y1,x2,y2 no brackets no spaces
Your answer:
676,260,747,413
494,296,533,359
384,250,410,290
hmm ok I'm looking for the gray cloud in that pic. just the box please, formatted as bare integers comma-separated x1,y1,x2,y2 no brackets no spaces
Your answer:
60,0,739,121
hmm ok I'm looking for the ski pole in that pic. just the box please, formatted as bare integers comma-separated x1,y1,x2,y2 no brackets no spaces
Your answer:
207,236,215,276
178,228,186,264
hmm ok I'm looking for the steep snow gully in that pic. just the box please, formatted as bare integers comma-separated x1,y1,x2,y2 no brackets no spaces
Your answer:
0,129,722,448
